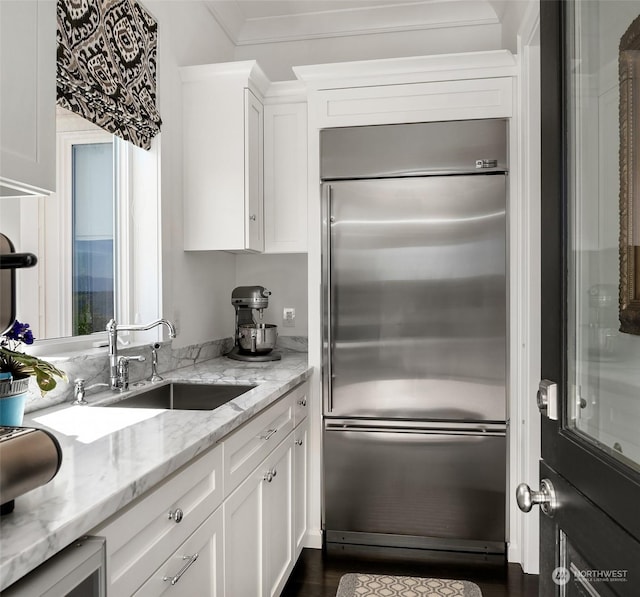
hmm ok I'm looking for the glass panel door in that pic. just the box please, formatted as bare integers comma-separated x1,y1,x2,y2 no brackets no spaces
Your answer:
565,1,640,472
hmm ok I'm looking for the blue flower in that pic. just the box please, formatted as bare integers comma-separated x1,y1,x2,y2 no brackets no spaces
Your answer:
4,320,34,344
22,329,34,345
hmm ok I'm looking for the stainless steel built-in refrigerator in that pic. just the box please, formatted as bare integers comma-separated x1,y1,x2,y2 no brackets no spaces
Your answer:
321,119,507,555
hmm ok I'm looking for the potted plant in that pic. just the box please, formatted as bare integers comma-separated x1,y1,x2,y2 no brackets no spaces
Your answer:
0,320,67,426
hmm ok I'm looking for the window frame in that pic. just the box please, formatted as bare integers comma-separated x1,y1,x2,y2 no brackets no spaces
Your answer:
59,129,127,339
13,108,162,357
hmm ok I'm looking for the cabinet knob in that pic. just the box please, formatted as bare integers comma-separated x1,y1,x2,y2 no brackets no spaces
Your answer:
297,398,307,407
295,439,304,446
168,508,184,523
249,214,257,221
263,467,277,483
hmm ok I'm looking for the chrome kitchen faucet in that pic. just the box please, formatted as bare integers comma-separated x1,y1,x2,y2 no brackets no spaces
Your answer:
107,319,177,391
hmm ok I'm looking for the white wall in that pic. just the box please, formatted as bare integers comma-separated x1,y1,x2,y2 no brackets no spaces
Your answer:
147,1,238,348
235,254,308,336
234,24,502,81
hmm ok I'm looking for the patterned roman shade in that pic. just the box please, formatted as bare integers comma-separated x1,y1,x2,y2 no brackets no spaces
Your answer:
57,0,162,150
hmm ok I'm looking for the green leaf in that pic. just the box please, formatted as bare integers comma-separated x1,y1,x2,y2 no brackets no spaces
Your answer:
0,347,67,396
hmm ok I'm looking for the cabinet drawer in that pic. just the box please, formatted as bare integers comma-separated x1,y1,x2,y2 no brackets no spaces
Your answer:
134,506,223,597
223,392,294,496
292,382,309,426
94,444,223,597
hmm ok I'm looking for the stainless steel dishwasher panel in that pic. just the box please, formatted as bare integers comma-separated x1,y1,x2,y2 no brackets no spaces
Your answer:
323,421,506,553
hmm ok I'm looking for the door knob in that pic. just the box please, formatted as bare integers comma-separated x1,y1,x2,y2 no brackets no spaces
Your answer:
516,479,557,516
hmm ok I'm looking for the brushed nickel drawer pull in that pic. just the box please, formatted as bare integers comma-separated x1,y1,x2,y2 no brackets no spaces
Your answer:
163,553,199,585
168,508,184,523
297,398,307,407
260,428,277,441
295,439,303,446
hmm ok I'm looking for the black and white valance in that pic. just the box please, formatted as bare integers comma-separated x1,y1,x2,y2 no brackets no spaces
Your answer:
57,0,162,150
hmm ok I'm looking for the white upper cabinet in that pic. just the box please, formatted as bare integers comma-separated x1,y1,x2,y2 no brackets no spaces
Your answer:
293,51,517,128
181,61,269,252
263,86,308,254
246,89,265,251
0,0,56,197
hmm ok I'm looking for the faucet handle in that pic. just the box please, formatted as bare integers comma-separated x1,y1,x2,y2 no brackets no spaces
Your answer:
116,355,146,392
118,355,146,367
72,379,87,405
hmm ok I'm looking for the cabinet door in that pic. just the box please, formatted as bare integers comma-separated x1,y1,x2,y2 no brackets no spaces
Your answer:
224,462,265,596
263,433,294,597
245,88,264,252
263,102,308,253
293,419,309,557
0,0,55,196
181,64,264,253
224,431,295,597
95,444,223,597
135,507,224,597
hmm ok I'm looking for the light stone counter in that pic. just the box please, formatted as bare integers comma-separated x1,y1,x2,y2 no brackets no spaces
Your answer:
0,350,310,592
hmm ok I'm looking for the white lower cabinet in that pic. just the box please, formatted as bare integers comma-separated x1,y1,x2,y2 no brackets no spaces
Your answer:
222,457,263,596
94,444,224,596
293,417,309,557
263,432,294,597
135,506,224,596
94,381,309,597
224,431,294,597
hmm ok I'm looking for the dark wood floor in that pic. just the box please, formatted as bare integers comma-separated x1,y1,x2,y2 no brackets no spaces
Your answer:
281,547,539,597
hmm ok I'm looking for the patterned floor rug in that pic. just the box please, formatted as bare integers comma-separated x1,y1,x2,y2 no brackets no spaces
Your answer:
336,573,483,597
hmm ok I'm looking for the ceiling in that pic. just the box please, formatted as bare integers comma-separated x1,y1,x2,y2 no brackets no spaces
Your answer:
206,0,507,46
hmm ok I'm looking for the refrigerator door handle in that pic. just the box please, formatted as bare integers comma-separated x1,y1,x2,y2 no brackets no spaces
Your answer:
323,184,334,413
326,427,506,438
325,421,506,436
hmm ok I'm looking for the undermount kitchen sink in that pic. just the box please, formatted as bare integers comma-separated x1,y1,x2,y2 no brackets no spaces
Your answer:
106,383,256,411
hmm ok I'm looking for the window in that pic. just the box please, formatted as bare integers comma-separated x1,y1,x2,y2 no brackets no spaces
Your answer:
1,108,161,349
42,118,127,340
71,141,115,335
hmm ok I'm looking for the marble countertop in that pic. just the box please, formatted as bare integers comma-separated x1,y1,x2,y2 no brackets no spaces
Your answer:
0,350,310,592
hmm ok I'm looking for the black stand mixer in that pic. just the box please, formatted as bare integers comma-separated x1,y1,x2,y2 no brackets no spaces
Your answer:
227,286,281,362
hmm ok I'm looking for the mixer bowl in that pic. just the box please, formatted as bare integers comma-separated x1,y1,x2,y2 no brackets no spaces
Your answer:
238,323,278,353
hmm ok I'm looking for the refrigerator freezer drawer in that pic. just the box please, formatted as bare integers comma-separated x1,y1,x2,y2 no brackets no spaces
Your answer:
323,423,506,552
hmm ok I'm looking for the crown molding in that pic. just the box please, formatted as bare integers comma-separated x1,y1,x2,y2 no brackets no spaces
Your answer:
206,0,500,46
292,49,516,89
179,60,271,96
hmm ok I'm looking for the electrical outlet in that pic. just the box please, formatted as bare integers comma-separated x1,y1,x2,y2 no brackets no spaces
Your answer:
283,307,296,327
